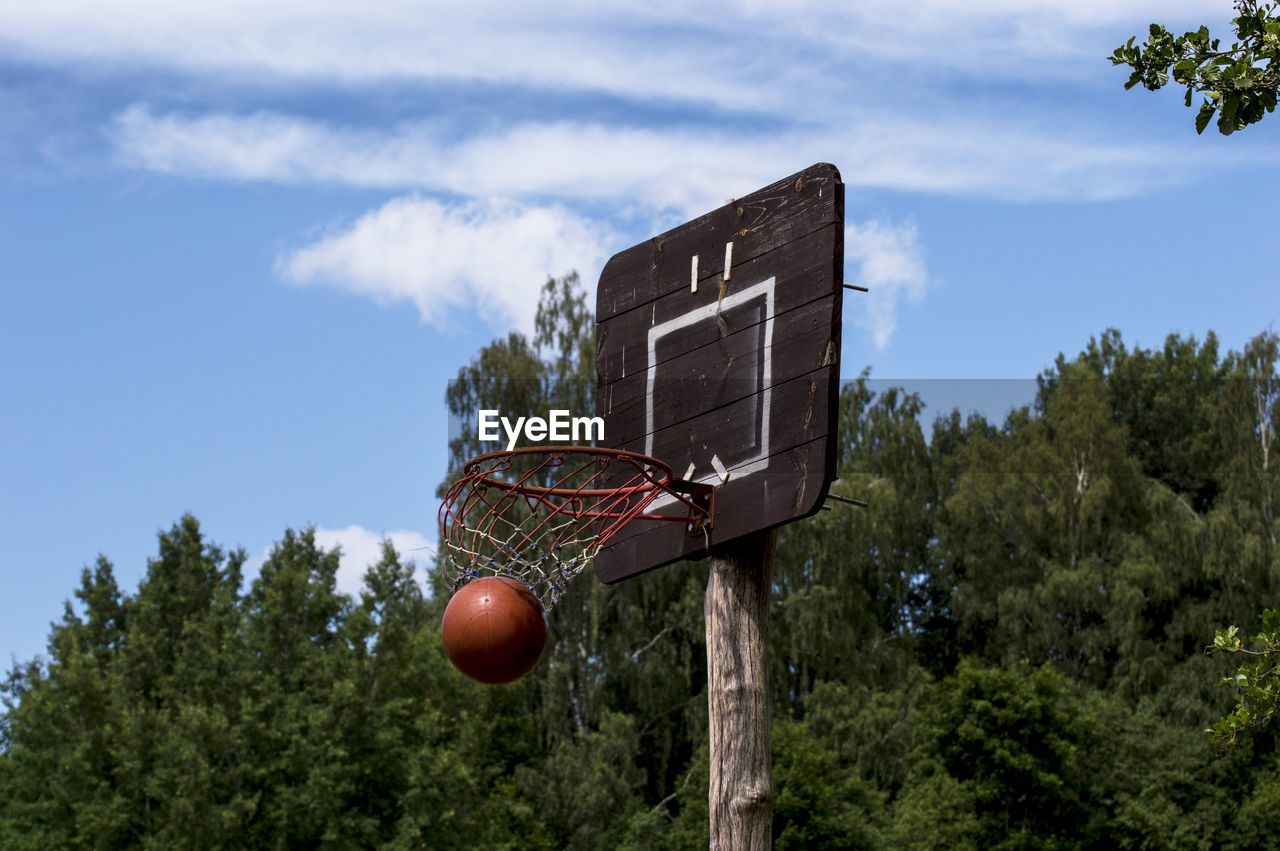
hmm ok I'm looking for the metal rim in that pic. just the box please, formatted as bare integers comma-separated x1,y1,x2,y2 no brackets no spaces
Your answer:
458,445,674,499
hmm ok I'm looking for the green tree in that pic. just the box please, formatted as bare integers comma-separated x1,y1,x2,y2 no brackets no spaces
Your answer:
237,527,359,845
1207,609,1280,748
891,662,1098,850
1112,0,1280,134
941,365,1152,688
1057,329,1228,512
770,719,882,850
0,560,132,847
11,313,1280,846
772,377,935,703
1202,334,1280,748
0,516,253,847
0,518,542,849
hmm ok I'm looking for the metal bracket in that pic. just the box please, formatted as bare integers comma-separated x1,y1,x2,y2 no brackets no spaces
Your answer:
669,478,716,532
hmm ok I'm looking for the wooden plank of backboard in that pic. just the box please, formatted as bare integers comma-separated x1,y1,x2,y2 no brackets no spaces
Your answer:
611,367,834,480
596,163,843,323
596,225,840,387
599,293,837,434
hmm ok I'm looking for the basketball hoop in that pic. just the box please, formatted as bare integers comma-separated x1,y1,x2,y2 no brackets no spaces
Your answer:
439,446,713,609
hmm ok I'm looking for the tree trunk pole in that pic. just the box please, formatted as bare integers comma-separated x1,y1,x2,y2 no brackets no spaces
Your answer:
706,528,776,850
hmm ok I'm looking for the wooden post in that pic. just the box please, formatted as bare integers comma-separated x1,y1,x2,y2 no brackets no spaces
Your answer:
706,528,776,850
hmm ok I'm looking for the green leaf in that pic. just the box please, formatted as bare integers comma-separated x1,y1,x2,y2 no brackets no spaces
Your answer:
1219,94,1243,134
1195,101,1216,134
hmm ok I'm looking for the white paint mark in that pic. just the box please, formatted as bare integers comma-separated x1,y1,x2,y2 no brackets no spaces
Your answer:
711,454,730,483
691,254,699,293
644,275,776,510
683,462,696,480
723,242,733,282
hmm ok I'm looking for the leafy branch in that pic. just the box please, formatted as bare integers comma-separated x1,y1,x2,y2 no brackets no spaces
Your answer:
1111,0,1280,134
1205,609,1280,748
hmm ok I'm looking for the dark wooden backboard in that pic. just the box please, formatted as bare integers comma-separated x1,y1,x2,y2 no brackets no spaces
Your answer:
594,163,843,583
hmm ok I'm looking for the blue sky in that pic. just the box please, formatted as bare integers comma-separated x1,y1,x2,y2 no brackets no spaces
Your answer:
3,1,1277,666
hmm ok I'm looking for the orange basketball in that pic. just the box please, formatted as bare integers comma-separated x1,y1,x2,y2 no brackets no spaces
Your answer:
441,577,548,684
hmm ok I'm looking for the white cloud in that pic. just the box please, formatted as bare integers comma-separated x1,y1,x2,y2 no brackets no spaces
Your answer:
242,525,435,600
311,525,434,599
17,0,1255,217
276,196,611,332
112,105,455,188
113,106,1202,206
111,106,783,211
73,5,1243,345
0,1,1229,102
733,0,1227,78
0,2,771,109
112,106,356,183
111,102,1203,337
846,219,928,350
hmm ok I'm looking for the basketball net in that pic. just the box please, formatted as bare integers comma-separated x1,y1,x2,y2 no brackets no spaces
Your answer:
438,447,712,609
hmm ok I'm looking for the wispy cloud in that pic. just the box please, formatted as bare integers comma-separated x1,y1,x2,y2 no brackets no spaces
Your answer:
737,0,1226,78
846,219,928,350
276,196,611,332
114,103,1200,345
111,106,783,211
48,0,1244,347
113,105,1199,205
0,2,771,109
1,1,1228,101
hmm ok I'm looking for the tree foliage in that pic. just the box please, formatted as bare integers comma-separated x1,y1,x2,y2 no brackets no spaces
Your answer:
2,277,1278,846
1208,609,1280,747
1112,0,1280,134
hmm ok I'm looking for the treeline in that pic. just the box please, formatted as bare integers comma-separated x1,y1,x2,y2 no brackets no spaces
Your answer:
2,277,1277,848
